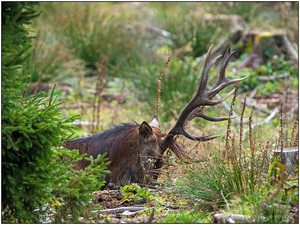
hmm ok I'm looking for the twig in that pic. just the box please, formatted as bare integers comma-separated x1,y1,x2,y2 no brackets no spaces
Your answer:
239,97,246,161
73,120,98,127
258,72,290,81
97,206,147,214
249,87,258,99
251,107,280,128
225,216,236,224
279,102,285,153
225,84,239,152
221,191,231,212
245,98,272,115
283,35,298,62
92,61,107,132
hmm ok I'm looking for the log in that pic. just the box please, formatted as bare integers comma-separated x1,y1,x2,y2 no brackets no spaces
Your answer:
251,107,280,128
97,206,147,214
283,35,298,63
274,147,299,177
213,213,251,223
258,72,290,81
236,30,296,70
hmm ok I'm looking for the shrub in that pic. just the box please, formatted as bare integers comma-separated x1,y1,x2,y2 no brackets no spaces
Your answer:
23,31,86,84
2,88,110,223
2,3,109,223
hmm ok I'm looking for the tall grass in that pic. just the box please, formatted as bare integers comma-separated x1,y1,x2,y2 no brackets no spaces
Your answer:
23,31,86,84
174,92,298,222
150,3,224,58
126,57,202,124
32,2,156,78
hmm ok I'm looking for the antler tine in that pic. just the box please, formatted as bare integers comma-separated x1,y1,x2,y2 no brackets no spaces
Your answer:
209,77,247,99
204,87,236,106
214,47,233,88
196,111,230,122
181,128,221,141
198,46,222,96
187,107,229,123
208,47,247,98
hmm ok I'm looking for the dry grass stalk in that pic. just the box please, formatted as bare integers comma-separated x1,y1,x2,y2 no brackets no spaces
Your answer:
230,134,237,163
92,60,107,133
77,77,87,123
248,106,255,190
254,163,287,222
224,84,239,155
248,106,255,153
156,51,172,115
239,97,247,163
279,101,284,153
261,140,270,171
290,119,298,147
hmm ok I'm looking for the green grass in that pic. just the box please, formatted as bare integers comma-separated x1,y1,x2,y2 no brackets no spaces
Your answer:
173,101,298,222
159,210,211,223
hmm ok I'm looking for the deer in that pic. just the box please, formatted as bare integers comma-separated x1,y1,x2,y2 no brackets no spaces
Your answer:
64,45,246,186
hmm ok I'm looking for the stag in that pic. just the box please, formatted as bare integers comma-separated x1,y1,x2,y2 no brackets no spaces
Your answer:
65,46,246,186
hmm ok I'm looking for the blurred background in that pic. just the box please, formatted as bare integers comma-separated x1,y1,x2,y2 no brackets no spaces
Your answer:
25,2,298,136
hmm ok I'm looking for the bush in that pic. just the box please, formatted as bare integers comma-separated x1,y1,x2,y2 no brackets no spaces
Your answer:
2,88,110,223
2,3,109,223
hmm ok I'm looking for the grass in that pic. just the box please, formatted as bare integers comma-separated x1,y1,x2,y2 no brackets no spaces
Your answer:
25,2,298,223
159,210,211,223
150,2,225,57
172,94,298,223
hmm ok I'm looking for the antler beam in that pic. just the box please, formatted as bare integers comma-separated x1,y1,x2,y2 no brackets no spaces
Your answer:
165,45,246,142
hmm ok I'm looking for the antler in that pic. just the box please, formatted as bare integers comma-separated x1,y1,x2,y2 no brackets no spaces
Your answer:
164,45,246,143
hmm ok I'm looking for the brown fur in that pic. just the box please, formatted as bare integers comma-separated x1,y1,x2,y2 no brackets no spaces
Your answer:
65,121,164,186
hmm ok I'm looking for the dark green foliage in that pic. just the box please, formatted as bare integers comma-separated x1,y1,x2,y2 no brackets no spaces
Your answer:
2,2,109,223
47,150,109,223
2,2,40,110
2,89,110,223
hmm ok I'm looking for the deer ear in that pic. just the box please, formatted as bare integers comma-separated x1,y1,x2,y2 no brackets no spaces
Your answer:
149,115,160,128
139,121,153,137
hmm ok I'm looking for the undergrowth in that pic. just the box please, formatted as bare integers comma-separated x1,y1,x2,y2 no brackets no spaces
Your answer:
174,94,298,223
